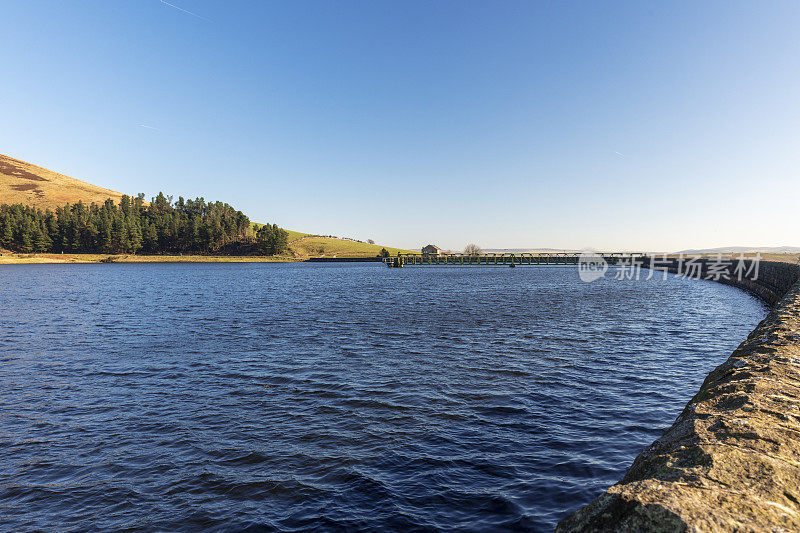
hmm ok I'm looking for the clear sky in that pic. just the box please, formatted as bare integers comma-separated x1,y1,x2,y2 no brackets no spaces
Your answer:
1,1,799,251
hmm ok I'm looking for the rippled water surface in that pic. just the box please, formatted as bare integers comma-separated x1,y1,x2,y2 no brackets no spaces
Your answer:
0,263,766,531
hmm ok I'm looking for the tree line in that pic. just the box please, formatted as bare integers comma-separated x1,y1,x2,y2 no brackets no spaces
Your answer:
0,193,288,256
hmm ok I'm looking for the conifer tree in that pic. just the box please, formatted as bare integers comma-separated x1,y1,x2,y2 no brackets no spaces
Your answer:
0,193,285,256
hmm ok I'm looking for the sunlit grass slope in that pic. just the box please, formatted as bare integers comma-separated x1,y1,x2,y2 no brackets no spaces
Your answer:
288,236,414,258
0,154,126,210
251,222,414,257
251,222,308,243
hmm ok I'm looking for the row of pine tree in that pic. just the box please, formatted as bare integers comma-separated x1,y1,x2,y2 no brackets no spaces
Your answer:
0,193,288,256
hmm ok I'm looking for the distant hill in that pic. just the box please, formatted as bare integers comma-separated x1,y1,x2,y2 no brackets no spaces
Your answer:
0,154,127,210
1,153,412,257
676,246,800,254
485,246,800,255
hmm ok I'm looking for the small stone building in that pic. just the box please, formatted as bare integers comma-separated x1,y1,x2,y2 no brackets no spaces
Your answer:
421,244,443,255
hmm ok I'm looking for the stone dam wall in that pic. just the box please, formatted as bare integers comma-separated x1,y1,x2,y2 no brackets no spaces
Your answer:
557,259,800,532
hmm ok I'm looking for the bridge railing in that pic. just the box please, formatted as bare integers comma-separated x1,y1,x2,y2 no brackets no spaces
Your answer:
384,252,652,267
383,252,774,268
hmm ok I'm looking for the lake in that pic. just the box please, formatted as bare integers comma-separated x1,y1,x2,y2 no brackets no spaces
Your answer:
0,263,766,531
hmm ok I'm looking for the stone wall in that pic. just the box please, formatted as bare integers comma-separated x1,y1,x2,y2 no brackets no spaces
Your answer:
557,259,800,532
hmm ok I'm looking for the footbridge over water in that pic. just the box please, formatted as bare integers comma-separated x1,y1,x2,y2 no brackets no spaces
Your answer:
383,252,643,267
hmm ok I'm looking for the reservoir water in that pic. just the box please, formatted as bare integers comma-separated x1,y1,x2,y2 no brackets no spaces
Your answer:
0,263,766,531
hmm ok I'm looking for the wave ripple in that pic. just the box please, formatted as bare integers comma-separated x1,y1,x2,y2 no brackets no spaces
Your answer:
0,263,766,531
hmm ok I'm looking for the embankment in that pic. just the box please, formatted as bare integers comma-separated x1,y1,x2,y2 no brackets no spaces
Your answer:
0,253,297,264
558,259,800,531
306,257,383,262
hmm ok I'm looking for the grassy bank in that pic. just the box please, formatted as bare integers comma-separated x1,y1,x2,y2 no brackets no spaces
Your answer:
0,253,298,264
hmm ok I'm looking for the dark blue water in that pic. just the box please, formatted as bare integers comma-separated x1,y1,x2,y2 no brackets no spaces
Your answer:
0,263,766,531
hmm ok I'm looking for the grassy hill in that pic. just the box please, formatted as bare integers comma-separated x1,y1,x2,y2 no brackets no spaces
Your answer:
252,221,413,257
2,153,413,258
251,222,308,243
0,154,126,210
287,235,413,258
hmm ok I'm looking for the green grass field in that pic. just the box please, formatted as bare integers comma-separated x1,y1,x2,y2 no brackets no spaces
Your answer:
251,223,310,244
284,229,310,242
251,221,414,258
288,236,414,258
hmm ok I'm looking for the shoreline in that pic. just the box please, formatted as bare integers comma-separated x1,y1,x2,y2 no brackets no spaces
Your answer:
3,252,797,266
0,253,301,264
558,259,800,530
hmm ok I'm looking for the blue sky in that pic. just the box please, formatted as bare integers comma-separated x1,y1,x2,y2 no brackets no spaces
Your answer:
1,1,799,251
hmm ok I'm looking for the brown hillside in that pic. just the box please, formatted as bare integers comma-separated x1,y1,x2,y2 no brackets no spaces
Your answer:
0,154,127,210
